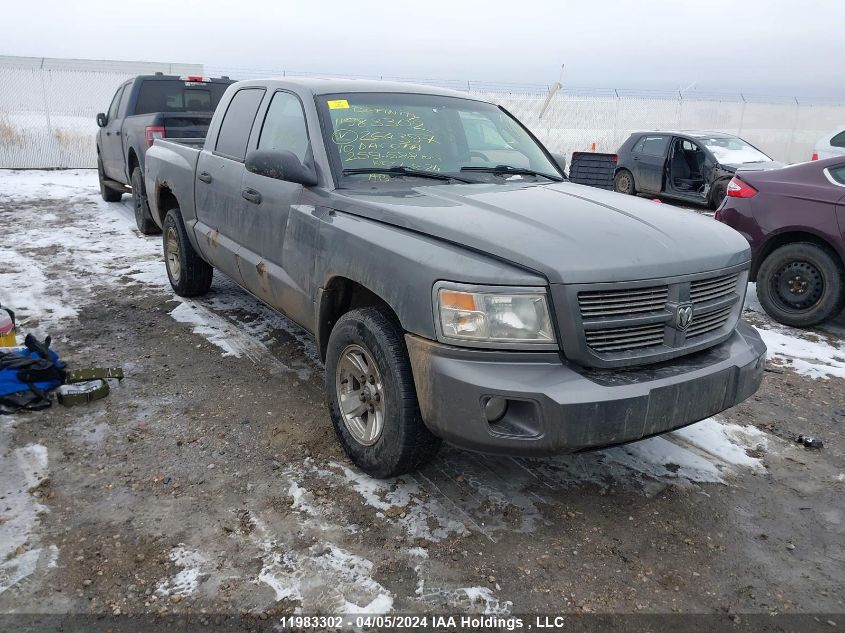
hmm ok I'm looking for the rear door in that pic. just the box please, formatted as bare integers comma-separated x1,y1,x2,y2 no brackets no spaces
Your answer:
194,87,266,284
631,134,668,193
101,85,127,180
239,90,314,325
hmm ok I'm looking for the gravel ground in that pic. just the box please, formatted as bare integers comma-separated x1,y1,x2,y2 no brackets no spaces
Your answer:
0,171,843,630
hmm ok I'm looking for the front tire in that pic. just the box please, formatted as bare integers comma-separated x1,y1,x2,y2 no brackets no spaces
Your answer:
132,167,159,235
325,307,441,478
163,208,213,297
614,169,636,195
98,156,122,202
757,242,845,327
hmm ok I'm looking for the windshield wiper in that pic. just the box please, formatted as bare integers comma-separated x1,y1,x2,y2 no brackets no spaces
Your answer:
342,167,473,183
460,165,564,182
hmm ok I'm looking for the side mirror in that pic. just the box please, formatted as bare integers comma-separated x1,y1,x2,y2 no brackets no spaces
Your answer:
96,113,108,128
551,153,568,177
245,149,318,186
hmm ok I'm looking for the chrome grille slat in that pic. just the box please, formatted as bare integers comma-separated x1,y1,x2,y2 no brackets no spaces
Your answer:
588,337,666,352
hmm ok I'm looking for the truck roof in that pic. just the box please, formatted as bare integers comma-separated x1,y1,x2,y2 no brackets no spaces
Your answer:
230,77,481,101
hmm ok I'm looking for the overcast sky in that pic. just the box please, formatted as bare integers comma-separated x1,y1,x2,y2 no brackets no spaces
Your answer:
3,0,841,98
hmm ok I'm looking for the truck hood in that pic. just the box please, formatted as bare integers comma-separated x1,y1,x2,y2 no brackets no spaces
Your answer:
334,181,750,284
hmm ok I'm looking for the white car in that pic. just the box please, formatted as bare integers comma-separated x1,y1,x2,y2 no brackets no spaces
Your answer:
812,125,845,160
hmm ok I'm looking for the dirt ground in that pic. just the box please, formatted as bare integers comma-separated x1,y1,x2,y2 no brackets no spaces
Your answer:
0,171,843,631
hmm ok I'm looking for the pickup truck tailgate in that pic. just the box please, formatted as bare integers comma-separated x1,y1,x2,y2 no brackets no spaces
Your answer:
162,114,213,139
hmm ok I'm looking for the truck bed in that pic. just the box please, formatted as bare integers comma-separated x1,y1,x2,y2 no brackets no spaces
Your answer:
143,139,203,228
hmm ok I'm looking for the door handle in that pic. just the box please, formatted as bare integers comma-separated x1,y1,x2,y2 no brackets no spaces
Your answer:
198,171,212,184
633,156,640,161
105,132,111,136
242,188,262,204
115,131,121,136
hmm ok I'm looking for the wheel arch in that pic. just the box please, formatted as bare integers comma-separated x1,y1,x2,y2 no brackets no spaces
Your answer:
753,229,844,281
316,277,400,362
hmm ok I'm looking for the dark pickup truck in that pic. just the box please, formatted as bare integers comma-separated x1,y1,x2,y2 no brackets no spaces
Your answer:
144,79,766,478
95,73,234,233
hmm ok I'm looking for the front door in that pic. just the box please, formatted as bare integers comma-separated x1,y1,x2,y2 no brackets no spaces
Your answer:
631,134,668,193
193,87,266,285
238,90,315,327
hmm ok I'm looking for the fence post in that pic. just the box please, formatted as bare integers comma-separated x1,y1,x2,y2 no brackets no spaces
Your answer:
612,89,620,150
738,93,746,136
38,64,55,167
677,90,683,129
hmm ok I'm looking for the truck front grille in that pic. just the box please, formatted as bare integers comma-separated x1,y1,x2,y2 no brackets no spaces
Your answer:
686,306,733,338
559,266,748,368
578,286,668,318
690,273,740,305
584,322,665,352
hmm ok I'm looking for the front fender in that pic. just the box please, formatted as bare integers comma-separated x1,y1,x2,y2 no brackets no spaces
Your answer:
313,209,547,340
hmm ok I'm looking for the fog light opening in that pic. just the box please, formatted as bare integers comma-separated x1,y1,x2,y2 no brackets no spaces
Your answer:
484,396,508,423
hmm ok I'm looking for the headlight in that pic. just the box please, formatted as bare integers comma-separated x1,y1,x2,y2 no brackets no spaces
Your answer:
436,285,556,348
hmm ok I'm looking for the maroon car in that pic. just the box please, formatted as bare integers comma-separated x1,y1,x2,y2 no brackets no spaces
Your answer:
716,156,845,326
716,156,845,327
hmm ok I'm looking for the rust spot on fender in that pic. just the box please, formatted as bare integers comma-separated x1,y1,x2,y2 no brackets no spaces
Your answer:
207,229,220,248
256,261,267,277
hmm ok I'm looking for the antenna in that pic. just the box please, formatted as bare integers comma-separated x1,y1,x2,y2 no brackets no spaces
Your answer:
539,64,565,119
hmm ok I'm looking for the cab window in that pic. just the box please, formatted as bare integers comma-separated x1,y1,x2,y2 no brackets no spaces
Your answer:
257,92,310,162
215,88,266,161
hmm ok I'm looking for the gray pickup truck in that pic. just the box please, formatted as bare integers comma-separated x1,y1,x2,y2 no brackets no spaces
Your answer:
144,78,766,478
96,73,234,234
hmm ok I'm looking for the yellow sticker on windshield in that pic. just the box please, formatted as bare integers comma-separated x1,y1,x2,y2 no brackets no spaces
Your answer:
327,99,350,109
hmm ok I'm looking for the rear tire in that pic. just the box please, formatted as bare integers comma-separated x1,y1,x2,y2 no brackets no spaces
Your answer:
325,307,441,478
163,208,213,297
98,156,122,202
132,167,159,235
757,242,845,327
709,180,728,210
614,169,636,195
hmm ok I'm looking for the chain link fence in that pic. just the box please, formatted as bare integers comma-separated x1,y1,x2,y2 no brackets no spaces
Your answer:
0,56,202,169
2,55,844,169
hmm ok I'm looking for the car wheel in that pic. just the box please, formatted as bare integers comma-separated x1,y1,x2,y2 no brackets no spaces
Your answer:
132,167,160,235
614,169,636,195
98,156,122,202
710,180,728,210
162,208,213,297
757,242,845,327
325,306,441,478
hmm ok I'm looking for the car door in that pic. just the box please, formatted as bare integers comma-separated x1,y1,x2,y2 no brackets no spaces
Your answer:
238,90,315,327
631,134,668,193
193,87,266,285
101,85,126,180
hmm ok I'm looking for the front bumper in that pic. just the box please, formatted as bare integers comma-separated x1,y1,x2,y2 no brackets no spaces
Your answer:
405,321,766,456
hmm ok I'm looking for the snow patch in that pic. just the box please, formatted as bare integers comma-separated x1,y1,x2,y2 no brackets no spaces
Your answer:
0,435,54,595
332,463,468,542
745,282,845,380
256,535,393,615
156,546,206,597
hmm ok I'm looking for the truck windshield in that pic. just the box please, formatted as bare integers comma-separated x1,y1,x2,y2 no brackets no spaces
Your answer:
700,137,772,165
134,80,229,115
317,92,560,184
